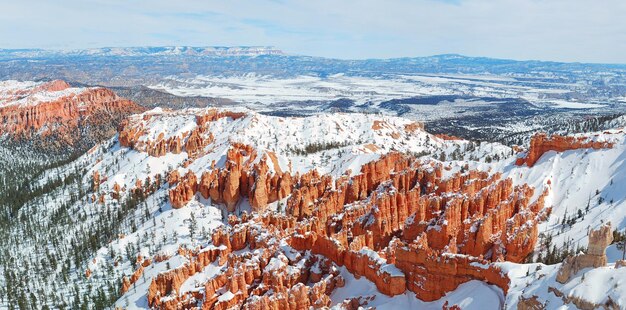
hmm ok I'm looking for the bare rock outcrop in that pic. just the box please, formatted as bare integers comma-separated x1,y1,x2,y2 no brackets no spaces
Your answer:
516,133,613,167
556,223,613,283
168,171,198,209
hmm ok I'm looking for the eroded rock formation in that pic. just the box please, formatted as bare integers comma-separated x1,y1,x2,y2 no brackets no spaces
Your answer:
118,108,243,157
169,144,293,211
168,171,198,209
135,152,548,308
0,80,143,152
556,223,613,283
516,133,613,167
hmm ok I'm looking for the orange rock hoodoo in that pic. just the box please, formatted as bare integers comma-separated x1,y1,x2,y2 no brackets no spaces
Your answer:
169,171,198,209
195,110,246,126
516,133,613,167
168,144,293,212
138,152,549,309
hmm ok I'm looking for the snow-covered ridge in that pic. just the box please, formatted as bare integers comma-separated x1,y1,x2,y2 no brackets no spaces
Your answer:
0,80,89,108
112,106,511,189
108,106,428,192
69,107,524,308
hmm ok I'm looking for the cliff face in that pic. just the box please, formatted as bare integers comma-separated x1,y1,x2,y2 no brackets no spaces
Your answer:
516,133,613,167
0,80,144,152
130,150,549,308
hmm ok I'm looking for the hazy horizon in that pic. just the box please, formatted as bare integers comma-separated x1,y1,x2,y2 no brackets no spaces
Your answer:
4,45,626,65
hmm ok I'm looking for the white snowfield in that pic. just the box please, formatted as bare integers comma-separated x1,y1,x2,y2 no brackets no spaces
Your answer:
65,108,626,309
0,80,88,108
148,73,605,110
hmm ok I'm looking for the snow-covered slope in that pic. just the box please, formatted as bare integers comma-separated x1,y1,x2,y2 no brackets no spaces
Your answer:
102,110,626,308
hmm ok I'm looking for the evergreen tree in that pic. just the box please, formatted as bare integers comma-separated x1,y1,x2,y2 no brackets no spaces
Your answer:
189,212,198,241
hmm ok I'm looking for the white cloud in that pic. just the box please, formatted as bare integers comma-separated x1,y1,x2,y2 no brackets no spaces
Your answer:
0,0,625,63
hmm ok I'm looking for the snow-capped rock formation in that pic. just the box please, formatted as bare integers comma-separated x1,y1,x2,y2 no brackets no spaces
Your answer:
5,103,626,309
501,222,626,310
0,79,143,151
515,132,613,167
69,107,546,309
135,149,544,308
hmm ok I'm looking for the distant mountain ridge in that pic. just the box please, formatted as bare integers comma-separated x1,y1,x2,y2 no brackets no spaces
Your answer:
2,46,626,66
0,46,285,58
2,46,626,83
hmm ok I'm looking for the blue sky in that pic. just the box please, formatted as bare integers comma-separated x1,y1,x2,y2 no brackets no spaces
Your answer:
1,0,625,63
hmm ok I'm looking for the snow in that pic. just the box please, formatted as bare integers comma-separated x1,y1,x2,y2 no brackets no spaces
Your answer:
148,73,599,115
265,256,287,272
105,197,224,308
379,264,404,277
217,291,235,302
119,107,497,182
179,262,223,294
544,99,607,109
0,80,89,108
18,102,624,309
498,130,626,252
499,259,626,309
150,74,444,106
330,267,504,309
566,267,626,305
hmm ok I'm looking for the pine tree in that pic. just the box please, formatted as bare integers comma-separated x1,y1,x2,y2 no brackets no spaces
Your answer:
188,212,197,241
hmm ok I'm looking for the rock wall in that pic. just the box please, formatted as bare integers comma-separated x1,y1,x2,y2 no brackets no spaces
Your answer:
394,236,510,302
119,108,244,157
168,171,198,209
145,213,344,310
119,122,214,158
516,133,613,167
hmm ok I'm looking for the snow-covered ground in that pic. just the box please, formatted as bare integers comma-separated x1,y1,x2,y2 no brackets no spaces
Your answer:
76,108,516,308
465,129,626,252
500,260,626,309
330,268,504,310
148,73,605,110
